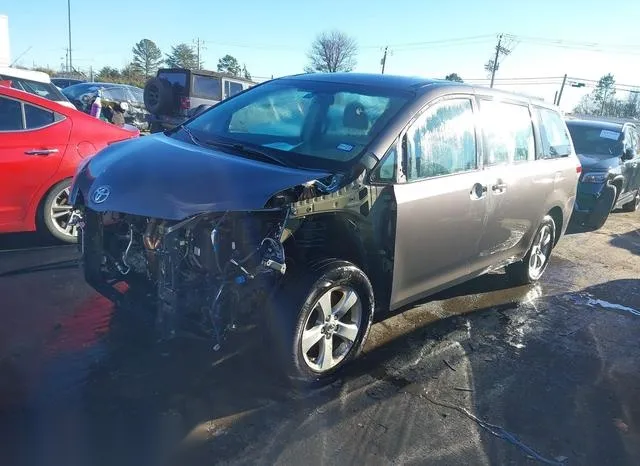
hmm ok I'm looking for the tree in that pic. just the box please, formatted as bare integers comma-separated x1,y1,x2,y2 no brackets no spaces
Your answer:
593,73,616,116
95,66,122,83
132,39,163,78
305,30,357,73
445,73,463,83
121,63,145,88
242,64,251,80
217,54,241,76
165,43,198,69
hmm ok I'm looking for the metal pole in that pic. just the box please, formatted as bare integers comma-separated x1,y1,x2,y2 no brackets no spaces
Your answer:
489,34,502,88
556,74,568,105
67,0,72,72
553,91,558,105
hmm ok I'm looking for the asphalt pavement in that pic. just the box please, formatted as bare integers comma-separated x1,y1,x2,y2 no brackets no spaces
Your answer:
0,212,638,466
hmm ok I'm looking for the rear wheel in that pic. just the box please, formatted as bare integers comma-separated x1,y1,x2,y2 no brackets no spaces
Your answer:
621,189,640,212
506,215,556,286
40,179,78,243
267,259,374,385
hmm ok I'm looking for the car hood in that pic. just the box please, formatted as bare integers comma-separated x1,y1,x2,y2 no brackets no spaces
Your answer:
71,134,331,220
576,153,620,172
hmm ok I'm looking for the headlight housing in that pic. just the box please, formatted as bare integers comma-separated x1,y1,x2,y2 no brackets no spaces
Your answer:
581,172,608,183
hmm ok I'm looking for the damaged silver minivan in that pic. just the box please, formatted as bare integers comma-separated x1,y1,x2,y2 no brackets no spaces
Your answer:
69,73,580,383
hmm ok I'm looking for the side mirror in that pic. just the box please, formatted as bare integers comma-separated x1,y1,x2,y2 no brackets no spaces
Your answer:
622,148,634,160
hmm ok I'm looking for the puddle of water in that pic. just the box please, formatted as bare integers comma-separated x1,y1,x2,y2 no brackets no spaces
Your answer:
586,298,640,317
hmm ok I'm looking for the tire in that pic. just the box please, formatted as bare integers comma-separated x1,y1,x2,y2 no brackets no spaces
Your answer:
506,215,556,286
267,259,374,385
39,179,78,243
621,189,640,212
143,78,174,114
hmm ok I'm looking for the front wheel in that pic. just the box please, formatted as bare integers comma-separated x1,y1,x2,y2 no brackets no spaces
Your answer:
506,215,556,286
267,259,374,385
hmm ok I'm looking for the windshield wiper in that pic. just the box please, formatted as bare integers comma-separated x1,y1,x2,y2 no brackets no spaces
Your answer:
204,139,292,168
178,124,203,147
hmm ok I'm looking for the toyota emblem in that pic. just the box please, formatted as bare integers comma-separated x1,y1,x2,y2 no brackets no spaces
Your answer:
92,186,111,204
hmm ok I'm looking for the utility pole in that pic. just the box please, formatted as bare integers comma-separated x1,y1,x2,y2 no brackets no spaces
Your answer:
380,46,388,74
193,38,205,70
555,74,568,105
67,0,72,73
489,34,502,88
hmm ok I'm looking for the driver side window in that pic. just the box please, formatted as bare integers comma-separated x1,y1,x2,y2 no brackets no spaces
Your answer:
404,98,477,182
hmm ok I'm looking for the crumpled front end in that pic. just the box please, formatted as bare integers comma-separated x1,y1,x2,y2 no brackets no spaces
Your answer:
75,206,290,346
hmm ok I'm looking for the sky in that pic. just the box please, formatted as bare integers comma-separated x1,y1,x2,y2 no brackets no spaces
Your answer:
3,0,640,111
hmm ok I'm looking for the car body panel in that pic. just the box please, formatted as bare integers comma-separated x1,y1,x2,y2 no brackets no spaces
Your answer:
391,170,487,309
71,133,331,220
0,85,139,234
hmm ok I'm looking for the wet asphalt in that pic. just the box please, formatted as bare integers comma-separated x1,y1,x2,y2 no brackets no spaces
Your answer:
0,212,638,466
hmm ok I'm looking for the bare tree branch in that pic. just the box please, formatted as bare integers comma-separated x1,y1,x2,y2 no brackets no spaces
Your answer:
306,30,358,73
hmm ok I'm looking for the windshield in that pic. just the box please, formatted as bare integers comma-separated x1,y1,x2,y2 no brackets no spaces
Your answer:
10,77,68,102
184,79,411,169
567,123,623,157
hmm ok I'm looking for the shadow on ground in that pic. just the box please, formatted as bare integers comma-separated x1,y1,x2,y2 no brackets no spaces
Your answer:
3,277,638,466
610,228,640,256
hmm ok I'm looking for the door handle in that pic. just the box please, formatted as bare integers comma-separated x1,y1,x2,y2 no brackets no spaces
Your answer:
492,182,507,193
25,149,59,156
470,183,487,200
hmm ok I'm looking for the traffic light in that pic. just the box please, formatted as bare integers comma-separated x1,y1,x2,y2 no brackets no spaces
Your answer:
570,82,585,88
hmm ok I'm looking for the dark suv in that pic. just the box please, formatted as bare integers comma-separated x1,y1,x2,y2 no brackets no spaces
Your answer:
71,73,579,384
144,68,254,133
566,118,640,228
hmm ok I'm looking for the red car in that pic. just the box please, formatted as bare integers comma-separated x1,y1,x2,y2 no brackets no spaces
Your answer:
0,83,139,243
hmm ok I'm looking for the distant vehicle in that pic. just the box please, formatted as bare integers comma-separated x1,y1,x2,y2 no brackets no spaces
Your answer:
70,73,580,383
0,66,75,109
566,118,640,228
51,77,85,89
62,82,149,131
0,84,139,243
144,68,254,133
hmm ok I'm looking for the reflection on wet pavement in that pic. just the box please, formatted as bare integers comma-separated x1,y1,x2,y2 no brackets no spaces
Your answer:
1,212,639,465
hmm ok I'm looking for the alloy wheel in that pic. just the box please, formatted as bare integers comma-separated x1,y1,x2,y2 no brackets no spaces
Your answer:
50,186,77,239
301,286,362,373
528,225,553,280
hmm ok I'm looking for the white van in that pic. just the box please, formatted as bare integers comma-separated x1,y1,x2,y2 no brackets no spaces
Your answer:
0,66,75,108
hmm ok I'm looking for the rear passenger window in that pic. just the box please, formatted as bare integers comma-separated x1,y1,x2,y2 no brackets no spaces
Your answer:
404,98,477,181
0,96,24,130
25,103,55,129
537,107,572,158
480,99,534,164
192,75,222,100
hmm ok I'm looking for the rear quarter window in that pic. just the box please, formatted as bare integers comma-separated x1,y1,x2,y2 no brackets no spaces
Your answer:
192,75,222,100
536,107,572,159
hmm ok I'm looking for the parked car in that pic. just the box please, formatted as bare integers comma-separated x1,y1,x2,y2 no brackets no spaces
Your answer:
70,73,579,383
51,77,86,89
566,118,640,228
62,82,149,130
0,66,75,109
0,84,139,243
144,68,254,133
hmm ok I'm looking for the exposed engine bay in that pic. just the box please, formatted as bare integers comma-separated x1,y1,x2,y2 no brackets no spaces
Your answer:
72,173,385,351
